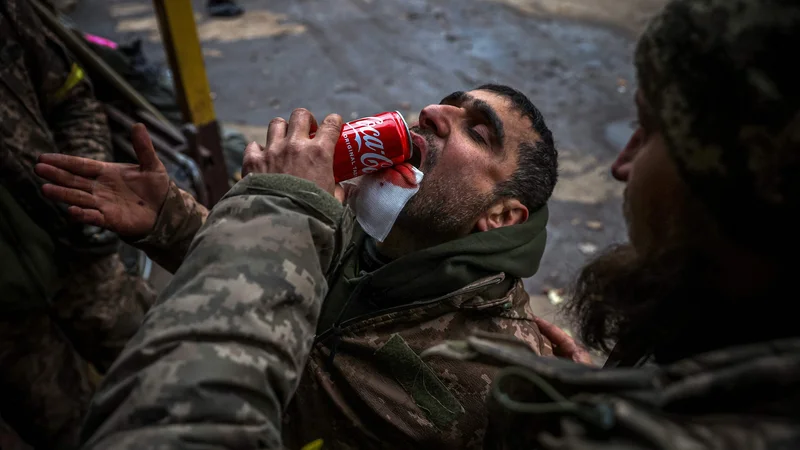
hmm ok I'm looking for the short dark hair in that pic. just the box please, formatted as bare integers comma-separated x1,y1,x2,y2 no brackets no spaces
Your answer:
476,84,558,213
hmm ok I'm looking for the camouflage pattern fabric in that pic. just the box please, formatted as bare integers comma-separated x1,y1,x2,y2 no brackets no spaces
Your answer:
80,174,343,449
283,207,553,449
0,0,156,447
635,0,800,251
0,310,97,449
0,232,156,450
126,175,555,449
284,276,553,450
423,333,800,449
0,0,116,254
127,180,209,274
49,253,156,372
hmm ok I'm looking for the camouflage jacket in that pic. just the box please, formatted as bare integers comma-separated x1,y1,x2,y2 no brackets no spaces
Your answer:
426,333,800,449
282,211,553,450
80,174,342,448
0,0,116,254
127,180,210,274
128,177,554,449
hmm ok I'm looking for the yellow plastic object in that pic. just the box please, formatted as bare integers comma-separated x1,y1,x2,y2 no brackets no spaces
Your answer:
301,439,324,450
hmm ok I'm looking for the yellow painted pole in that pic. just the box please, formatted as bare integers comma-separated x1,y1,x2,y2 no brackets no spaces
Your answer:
153,0,230,205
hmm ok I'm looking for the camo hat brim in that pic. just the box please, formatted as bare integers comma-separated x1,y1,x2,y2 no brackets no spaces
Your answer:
634,0,800,251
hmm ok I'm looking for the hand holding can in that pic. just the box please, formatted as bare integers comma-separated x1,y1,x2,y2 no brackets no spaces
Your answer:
242,108,343,196
329,111,414,183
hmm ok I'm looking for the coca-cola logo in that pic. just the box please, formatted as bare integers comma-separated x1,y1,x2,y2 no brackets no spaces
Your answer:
344,116,398,174
361,153,394,173
346,116,387,154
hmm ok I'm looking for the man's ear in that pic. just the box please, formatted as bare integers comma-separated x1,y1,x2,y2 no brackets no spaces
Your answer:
475,199,529,232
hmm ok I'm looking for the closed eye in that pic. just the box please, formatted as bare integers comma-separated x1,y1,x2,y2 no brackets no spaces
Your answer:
469,124,489,145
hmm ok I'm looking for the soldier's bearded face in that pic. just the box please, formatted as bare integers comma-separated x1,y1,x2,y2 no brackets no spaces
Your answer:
614,90,694,258
394,90,527,242
396,125,495,240
566,90,716,354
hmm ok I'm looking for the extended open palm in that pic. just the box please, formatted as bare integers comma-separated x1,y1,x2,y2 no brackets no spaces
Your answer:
35,124,171,237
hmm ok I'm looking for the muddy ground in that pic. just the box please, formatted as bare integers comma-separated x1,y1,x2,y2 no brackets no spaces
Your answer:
70,0,666,337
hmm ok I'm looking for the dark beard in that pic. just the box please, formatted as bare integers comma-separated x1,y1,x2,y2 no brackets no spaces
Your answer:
563,243,713,359
395,126,495,244
566,242,800,365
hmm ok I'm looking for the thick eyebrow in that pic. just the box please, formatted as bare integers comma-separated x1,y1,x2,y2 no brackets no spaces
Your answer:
440,91,505,148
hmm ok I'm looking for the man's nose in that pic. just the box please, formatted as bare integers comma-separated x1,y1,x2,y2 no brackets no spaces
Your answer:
611,127,644,182
418,104,458,138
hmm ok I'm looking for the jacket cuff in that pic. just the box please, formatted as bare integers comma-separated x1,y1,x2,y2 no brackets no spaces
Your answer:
225,174,343,224
126,181,196,249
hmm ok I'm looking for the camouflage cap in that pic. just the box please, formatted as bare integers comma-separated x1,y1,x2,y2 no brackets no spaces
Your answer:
635,0,800,251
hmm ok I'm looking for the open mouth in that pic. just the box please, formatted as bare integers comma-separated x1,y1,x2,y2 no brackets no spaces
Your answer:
408,144,422,168
407,131,427,169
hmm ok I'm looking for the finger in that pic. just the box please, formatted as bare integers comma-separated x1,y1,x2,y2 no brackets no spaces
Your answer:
42,183,96,209
286,108,316,140
35,163,94,192
68,206,106,228
334,185,345,203
37,153,103,178
313,114,344,147
131,123,162,171
533,317,580,353
574,351,595,366
242,142,266,177
266,117,287,148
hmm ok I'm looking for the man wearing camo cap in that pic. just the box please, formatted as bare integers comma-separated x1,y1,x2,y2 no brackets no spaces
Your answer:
426,0,800,447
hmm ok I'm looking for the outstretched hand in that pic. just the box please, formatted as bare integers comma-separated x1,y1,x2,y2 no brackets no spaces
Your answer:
35,123,171,237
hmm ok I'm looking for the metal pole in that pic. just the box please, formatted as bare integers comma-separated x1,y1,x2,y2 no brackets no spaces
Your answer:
152,0,230,206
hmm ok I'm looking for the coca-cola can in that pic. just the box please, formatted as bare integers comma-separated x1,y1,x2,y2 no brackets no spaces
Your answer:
330,111,413,183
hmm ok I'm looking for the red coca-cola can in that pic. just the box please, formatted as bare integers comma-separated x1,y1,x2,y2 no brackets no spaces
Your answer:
330,111,413,183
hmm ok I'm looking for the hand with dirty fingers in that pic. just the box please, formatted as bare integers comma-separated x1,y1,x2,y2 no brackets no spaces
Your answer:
242,108,343,196
35,124,170,237
534,317,595,366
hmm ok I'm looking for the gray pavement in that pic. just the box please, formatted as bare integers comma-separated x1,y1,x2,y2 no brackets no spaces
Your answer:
70,0,665,333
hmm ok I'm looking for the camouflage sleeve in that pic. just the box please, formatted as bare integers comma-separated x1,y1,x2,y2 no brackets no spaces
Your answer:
126,181,209,274
80,174,343,449
0,0,116,254
432,335,800,450
15,0,111,162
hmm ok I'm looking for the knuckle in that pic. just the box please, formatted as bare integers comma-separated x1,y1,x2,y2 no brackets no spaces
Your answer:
269,117,287,126
264,145,280,157
325,113,343,125
287,142,304,154
243,153,261,167
291,108,309,118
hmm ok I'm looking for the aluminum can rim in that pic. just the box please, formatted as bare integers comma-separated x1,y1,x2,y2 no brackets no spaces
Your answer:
393,110,414,160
